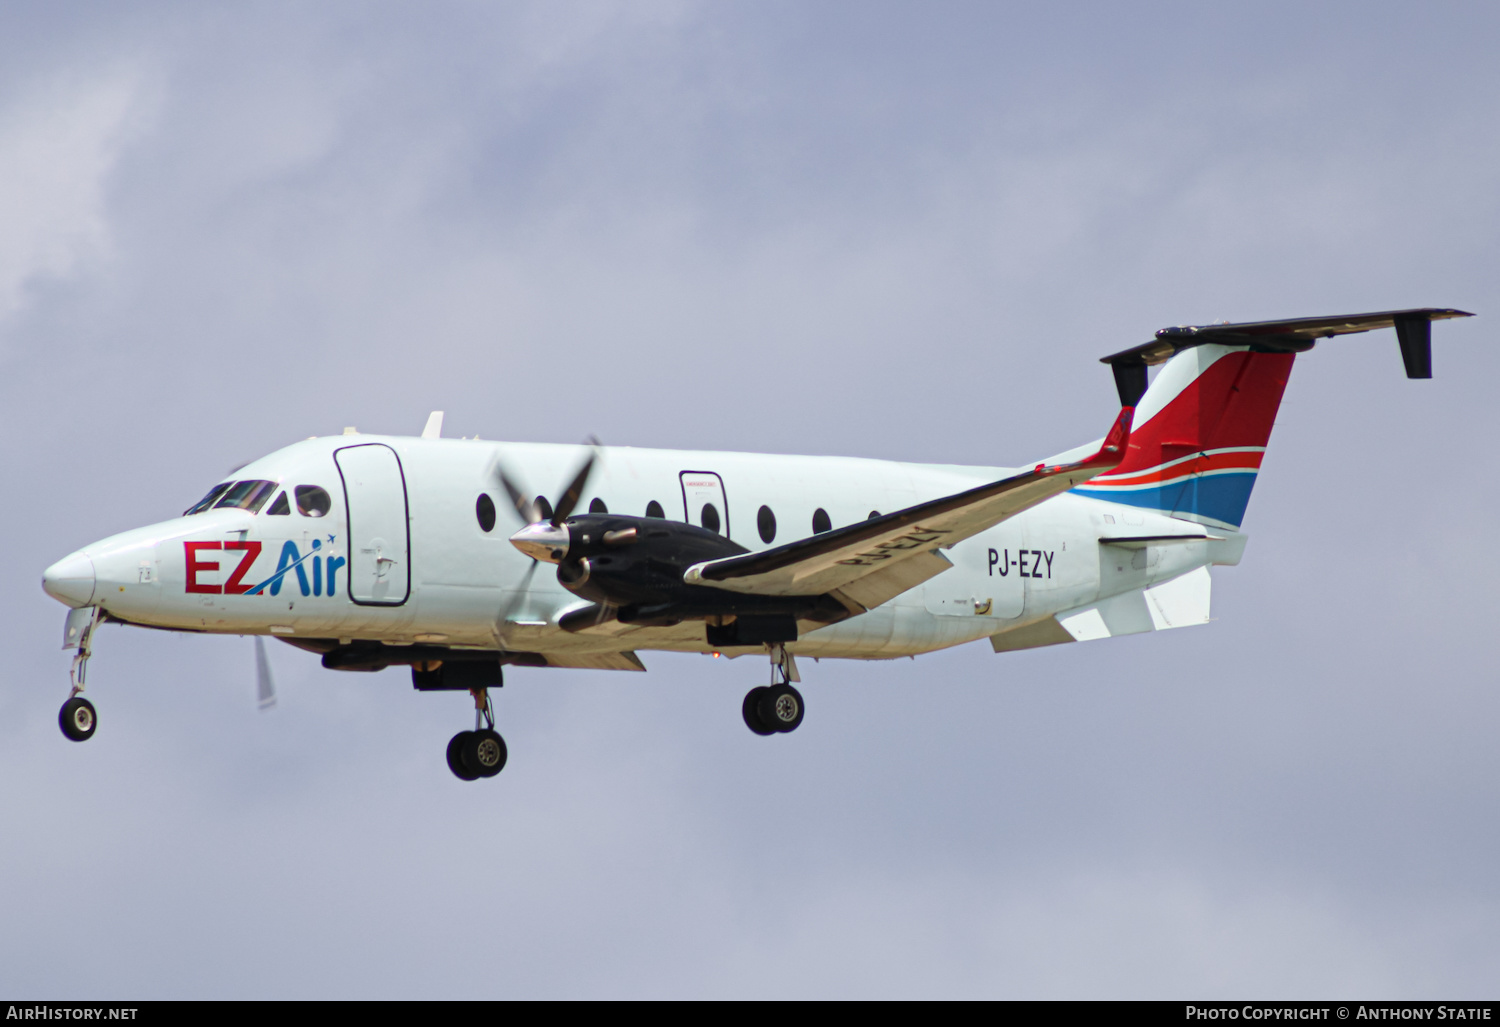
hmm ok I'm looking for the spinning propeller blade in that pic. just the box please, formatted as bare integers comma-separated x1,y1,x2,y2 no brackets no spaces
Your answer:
495,466,537,523
496,558,542,628
548,437,600,526
254,635,276,711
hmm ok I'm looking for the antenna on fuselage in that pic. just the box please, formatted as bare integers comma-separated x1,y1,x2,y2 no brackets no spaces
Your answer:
421,411,444,439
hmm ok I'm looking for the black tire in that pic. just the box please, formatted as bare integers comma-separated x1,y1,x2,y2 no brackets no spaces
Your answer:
462,729,508,778
59,697,97,742
447,732,480,781
742,687,775,736
757,683,804,733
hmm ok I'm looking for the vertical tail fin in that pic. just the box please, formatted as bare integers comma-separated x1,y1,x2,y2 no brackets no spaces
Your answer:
1070,308,1470,531
1071,344,1293,530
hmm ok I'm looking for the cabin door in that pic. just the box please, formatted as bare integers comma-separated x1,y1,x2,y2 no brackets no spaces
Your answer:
335,444,412,605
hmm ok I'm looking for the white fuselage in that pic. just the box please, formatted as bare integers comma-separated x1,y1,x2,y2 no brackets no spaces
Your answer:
50,433,1234,663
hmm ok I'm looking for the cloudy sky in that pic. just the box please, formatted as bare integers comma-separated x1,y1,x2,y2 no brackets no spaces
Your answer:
2,0,1497,998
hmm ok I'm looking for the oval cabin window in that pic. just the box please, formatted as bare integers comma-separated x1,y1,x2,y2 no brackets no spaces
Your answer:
701,503,721,534
812,508,832,534
757,505,777,544
476,494,496,532
645,500,665,519
589,498,608,514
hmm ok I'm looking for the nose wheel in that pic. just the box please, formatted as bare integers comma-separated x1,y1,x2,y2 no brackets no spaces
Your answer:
743,643,805,735
59,696,97,742
447,687,508,780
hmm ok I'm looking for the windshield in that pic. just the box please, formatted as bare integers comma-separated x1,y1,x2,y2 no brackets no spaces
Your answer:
184,482,233,516
213,480,278,513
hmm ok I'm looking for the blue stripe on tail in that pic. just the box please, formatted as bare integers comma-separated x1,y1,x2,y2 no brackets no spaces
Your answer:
1072,472,1258,530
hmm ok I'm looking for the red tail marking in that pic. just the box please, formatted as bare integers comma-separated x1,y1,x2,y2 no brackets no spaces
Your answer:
1114,352,1293,477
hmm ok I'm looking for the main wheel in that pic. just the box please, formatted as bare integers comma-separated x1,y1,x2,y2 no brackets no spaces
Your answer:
59,697,97,742
462,729,508,778
447,731,480,781
757,683,804,733
742,687,775,736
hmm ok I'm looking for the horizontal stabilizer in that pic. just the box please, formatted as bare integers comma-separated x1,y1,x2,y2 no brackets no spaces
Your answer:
1101,307,1472,405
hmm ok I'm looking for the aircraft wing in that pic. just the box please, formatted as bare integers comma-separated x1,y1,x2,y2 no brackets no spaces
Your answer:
683,407,1134,611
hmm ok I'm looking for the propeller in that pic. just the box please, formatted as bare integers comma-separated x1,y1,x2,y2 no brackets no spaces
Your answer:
254,635,276,711
491,439,601,563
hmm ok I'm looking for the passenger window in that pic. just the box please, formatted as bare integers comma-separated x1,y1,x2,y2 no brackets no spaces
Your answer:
868,510,881,520
533,496,554,522
295,485,332,518
266,492,291,516
184,482,233,515
476,494,496,532
589,498,608,514
215,480,278,513
701,503,721,534
757,505,777,544
812,508,832,534
645,500,665,519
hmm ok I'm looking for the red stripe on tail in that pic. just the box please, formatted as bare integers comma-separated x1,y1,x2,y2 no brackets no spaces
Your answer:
1112,351,1294,478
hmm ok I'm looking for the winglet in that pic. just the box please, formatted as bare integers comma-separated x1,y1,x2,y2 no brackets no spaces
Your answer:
421,411,444,439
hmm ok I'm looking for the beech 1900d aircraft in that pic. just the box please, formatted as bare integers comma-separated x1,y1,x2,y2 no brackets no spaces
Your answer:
41,308,1470,780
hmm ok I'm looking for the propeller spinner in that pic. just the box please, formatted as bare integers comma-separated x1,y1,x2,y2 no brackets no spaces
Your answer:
493,439,599,563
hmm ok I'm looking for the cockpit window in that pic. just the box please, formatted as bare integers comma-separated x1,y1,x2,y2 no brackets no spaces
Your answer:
184,482,233,516
265,491,291,516
295,485,332,518
214,480,278,513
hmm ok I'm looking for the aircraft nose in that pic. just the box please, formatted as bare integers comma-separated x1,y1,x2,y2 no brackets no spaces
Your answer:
42,552,97,608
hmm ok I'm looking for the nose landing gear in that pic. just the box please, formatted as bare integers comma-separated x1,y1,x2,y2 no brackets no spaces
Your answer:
58,606,102,743
447,687,508,781
742,643,804,735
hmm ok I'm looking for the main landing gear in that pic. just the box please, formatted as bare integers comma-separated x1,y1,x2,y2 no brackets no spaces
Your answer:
58,606,102,743
447,687,508,781
742,642,805,736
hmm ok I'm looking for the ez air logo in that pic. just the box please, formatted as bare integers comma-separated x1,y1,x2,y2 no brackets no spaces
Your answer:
184,537,347,597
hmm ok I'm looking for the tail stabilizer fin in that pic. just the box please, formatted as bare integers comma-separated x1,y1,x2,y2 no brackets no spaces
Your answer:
1076,307,1471,530
1074,345,1290,530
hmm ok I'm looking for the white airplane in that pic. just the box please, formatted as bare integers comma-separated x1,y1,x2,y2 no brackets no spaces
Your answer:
41,308,1469,780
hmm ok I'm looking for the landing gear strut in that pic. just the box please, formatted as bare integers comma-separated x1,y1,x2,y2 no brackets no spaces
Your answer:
58,606,101,743
447,686,508,781
743,642,804,735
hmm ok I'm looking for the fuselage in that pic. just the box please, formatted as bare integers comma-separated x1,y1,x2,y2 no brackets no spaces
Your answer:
42,431,1234,664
